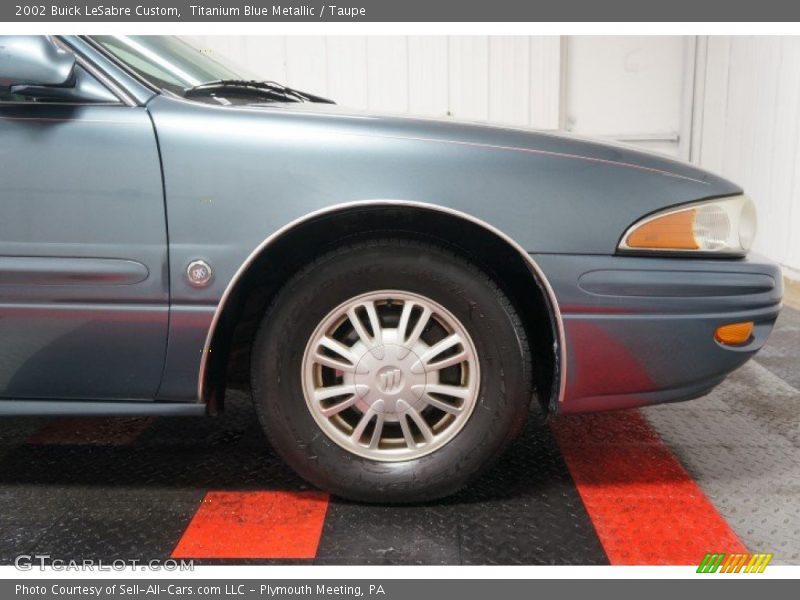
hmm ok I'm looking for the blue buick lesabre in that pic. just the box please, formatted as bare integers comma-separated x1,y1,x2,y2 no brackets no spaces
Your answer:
0,35,782,501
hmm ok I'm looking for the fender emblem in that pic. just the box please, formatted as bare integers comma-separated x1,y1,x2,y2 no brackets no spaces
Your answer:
186,260,213,288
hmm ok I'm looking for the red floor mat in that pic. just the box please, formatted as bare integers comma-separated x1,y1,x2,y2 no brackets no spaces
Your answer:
552,410,747,565
172,490,330,559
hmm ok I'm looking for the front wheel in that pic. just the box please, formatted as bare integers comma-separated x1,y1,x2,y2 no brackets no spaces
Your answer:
251,239,533,503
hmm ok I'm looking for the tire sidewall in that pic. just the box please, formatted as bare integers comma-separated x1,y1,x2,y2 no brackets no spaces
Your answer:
251,240,530,502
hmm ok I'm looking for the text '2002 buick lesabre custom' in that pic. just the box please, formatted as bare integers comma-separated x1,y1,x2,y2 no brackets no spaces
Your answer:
0,35,782,502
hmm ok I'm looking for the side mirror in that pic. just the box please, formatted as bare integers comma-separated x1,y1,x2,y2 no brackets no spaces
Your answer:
0,36,76,90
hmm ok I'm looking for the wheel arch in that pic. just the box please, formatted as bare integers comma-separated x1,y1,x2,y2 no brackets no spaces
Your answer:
198,200,566,414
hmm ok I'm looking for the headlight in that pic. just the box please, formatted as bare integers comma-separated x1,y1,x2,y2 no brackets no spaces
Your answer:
618,194,756,255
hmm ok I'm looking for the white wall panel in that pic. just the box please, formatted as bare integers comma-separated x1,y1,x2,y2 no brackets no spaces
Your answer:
529,36,562,129
245,36,288,83
284,36,328,96
565,36,687,156
326,37,368,107
407,37,448,117
488,37,530,125
447,36,490,121
366,37,409,113
185,35,561,128
694,36,730,171
697,36,800,273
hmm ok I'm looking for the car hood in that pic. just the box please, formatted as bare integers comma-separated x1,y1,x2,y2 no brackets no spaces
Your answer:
147,93,743,258
244,100,733,188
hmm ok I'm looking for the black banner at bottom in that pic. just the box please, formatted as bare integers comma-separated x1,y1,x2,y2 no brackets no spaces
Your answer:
3,579,795,600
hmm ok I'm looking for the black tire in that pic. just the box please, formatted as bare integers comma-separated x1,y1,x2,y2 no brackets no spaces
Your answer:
251,238,533,503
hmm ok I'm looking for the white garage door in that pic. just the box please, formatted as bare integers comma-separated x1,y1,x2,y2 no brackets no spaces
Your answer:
565,36,693,158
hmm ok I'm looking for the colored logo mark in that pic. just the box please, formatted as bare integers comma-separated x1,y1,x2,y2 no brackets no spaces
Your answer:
697,552,773,573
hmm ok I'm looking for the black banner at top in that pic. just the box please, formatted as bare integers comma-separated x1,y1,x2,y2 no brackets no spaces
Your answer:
3,0,800,22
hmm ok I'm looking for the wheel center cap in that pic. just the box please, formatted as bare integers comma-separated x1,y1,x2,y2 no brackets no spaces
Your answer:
353,343,428,416
376,366,404,394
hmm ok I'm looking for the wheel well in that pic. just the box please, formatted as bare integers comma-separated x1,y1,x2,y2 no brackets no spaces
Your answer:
202,205,560,414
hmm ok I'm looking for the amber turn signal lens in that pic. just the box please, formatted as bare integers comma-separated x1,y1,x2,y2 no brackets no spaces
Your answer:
620,195,755,254
714,321,754,345
625,209,699,249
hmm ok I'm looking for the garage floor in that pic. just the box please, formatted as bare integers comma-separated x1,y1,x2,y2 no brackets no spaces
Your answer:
0,307,797,566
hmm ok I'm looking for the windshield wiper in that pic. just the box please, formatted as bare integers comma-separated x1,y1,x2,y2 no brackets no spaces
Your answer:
183,79,334,104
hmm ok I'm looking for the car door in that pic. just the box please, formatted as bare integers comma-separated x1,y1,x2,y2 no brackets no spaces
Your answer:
0,66,168,400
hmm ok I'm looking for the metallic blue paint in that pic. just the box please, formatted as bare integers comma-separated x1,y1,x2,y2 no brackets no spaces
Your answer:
535,252,782,413
0,103,168,401
0,35,782,416
0,256,149,286
0,399,204,416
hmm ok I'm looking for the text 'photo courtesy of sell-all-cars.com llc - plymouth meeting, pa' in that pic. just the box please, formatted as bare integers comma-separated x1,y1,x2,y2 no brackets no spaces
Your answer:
0,35,782,503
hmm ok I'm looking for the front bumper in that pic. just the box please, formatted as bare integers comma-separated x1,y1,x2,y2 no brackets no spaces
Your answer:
533,253,783,414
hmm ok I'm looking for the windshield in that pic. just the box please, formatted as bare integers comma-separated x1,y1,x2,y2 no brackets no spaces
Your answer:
91,35,256,95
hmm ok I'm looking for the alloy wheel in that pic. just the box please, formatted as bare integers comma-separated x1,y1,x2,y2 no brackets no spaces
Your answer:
301,290,480,461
